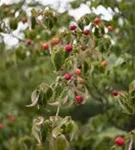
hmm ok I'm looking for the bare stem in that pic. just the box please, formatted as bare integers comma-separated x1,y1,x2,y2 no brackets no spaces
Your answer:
56,104,60,117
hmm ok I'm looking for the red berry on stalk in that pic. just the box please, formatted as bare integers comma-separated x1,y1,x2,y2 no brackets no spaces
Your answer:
75,68,81,76
69,25,77,31
108,25,113,32
112,90,119,96
64,73,72,80
65,44,73,52
51,37,60,45
94,17,101,25
115,136,125,146
25,39,33,45
100,60,108,67
42,43,49,50
75,95,83,104
0,123,4,129
83,29,90,35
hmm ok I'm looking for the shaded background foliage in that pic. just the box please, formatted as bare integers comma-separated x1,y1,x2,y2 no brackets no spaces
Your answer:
0,0,135,149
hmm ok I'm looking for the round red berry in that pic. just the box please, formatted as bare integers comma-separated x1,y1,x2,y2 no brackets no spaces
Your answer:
83,29,90,35
112,90,119,96
51,37,60,45
69,25,77,31
42,43,49,50
64,73,72,80
25,39,33,45
75,68,81,76
107,25,113,32
94,17,101,25
75,95,83,104
100,60,108,67
115,136,125,146
65,44,73,52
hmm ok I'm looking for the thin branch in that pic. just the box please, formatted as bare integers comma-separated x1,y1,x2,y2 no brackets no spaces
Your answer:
127,137,133,150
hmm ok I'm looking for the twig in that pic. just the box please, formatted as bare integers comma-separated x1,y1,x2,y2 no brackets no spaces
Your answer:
127,137,133,150
56,104,60,117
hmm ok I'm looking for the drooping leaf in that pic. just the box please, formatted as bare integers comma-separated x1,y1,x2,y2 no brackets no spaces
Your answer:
51,49,65,71
26,90,40,107
46,86,53,100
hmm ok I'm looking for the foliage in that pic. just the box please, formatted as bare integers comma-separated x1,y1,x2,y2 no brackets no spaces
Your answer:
0,0,135,149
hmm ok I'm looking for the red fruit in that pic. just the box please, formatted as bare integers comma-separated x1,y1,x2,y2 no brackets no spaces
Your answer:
42,43,49,50
115,136,125,146
75,95,83,104
51,37,60,45
65,44,73,52
94,17,101,25
25,39,33,45
64,73,72,80
112,90,119,96
0,123,4,129
107,25,113,32
69,25,77,31
83,29,90,35
7,115,16,122
75,68,81,76
100,60,108,67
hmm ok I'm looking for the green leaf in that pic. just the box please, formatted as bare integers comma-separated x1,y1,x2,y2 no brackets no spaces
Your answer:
31,16,36,29
51,49,65,71
41,122,50,143
94,27,100,38
54,84,63,98
10,18,18,30
46,87,53,100
66,121,78,141
115,57,125,66
26,90,39,107
83,60,89,73
38,90,47,107
54,135,70,150
52,127,62,138
129,80,135,89
78,18,85,30
118,98,134,115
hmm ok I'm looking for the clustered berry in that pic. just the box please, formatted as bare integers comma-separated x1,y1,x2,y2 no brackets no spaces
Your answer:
25,39,33,45
94,17,102,25
115,136,125,146
64,73,72,80
83,29,90,35
75,68,81,76
65,44,73,52
100,60,108,67
51,37,60,45
70,25,77,31
107,25,113,32
42,43,49,50
75,95,83,104
112,90,119,96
